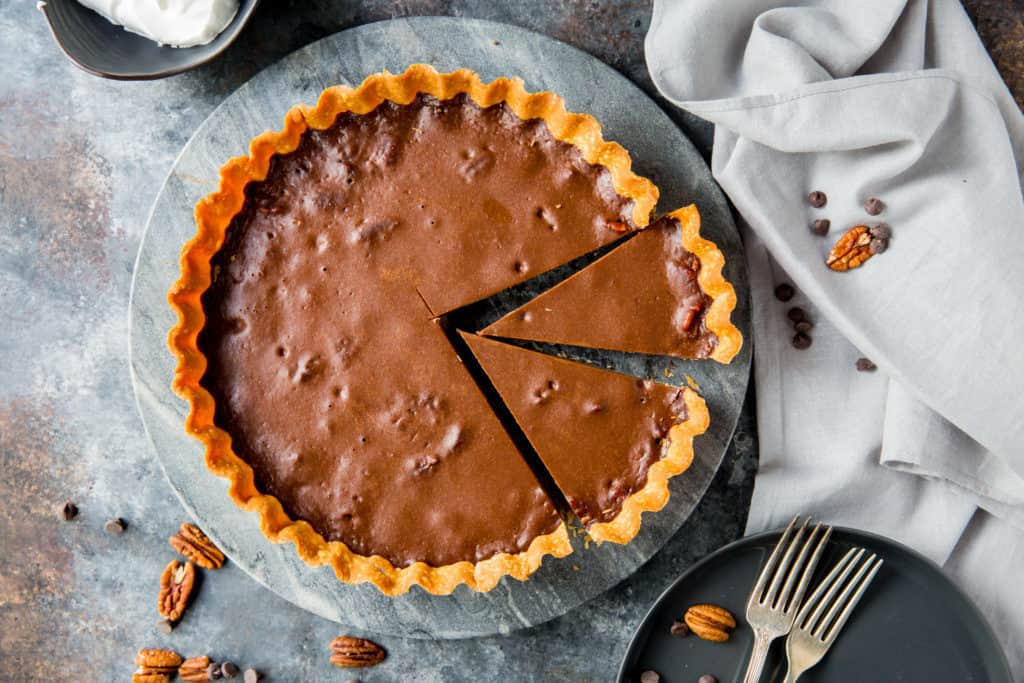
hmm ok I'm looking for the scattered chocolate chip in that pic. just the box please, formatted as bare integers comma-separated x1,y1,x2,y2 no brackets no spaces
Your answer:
669,620,690,637
640,671,661,683
59,501,78,521
207,663,223,679
774,283,794,302
698,676,719,683
794,320,814,333
104,517,126,535
869,223,891,240
807,191,827,208
864,197,885,215
156,618,174,634
221,661,239,678
243,669,260,683
856,358,877,372
786,307,807,323
792,332,813,350
868,237,889,254
810,218,831,236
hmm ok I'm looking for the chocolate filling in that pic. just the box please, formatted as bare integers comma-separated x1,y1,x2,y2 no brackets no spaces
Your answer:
198,94,641,567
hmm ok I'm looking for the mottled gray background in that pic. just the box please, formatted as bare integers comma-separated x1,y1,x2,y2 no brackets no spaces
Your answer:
1,1,1020,681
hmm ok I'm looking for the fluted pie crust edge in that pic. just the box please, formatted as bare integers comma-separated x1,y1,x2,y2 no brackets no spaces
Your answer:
166,64,667,595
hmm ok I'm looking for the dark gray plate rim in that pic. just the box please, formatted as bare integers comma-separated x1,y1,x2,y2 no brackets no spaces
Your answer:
617,525,1011,682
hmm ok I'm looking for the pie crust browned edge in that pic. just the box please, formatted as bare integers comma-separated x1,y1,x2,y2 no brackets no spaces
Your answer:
669,204,743,364
586,386,710,544
166,64,660,596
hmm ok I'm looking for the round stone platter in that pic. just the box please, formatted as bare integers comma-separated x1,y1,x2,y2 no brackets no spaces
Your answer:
129,16,751,639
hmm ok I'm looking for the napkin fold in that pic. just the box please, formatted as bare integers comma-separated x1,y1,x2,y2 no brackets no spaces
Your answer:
646,0,1024,673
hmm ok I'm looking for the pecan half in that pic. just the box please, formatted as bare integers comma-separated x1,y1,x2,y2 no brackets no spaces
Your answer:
329,636,386,668
170,522,226,570
178,655,212,682
826,225,874,272
684,604,737,642
135,648,183,676
133,674,171,683
158,559,195,622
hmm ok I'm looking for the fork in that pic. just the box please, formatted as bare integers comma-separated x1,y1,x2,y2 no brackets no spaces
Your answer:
781,547,883,682
741,516,832,683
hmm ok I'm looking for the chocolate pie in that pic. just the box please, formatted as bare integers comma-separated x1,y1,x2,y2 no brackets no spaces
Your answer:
461,333,709,544
483,206,742,363
167,65,737,596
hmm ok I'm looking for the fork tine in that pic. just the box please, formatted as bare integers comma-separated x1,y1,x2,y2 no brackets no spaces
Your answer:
796,547,863,629
780,524,832,614
763,517,810,607
817,555,883,642
748,515,800,605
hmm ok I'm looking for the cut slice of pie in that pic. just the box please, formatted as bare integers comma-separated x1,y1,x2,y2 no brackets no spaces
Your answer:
460,332,709,544
481,205,742,363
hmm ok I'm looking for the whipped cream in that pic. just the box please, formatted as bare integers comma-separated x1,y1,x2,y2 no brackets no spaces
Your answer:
76,0,239,48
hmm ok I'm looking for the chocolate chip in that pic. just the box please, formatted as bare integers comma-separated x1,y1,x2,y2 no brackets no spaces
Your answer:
208,663,223,680
794,320,813,333
869,223,891,240
698,676,719,683
156,618,174,634
807,191,827,208
103,517,126,535
774,283,794,302
792,332,813,349
669,620,689,637
869,237,889,254
856,358,877,372
640,671,661,683
810,218,831,236
59,501,78,521
864,197,885,215
786,307,807,323
221,661,239,678
243,669,260,683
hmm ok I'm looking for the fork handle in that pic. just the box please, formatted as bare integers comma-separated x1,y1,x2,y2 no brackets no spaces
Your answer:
741,630,774,683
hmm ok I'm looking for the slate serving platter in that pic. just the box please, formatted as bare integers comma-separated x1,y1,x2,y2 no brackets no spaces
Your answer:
129,16,752,638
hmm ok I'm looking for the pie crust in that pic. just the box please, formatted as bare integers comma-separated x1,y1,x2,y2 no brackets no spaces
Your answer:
167,64,664,595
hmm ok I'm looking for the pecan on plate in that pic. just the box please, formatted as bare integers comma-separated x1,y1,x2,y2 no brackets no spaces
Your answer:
825,225,874,272
170,522,226,570
684,604,737,642
329,636,386,668
178,655,212,682
134,648,182,679
158,559,195,622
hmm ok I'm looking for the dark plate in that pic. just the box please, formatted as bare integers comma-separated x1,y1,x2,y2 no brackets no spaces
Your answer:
618,526,1011,683
39,0,260,80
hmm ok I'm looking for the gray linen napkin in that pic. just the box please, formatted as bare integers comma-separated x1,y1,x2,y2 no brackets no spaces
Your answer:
646,0,1024,673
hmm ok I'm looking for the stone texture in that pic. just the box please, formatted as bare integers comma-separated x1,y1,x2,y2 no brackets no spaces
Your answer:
0,0,1016,680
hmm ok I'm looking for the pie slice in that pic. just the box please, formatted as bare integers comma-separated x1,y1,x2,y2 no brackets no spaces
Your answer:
460,332,709,544
481,205,742,363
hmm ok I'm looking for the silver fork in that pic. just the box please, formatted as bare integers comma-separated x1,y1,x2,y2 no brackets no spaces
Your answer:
781,547,883,682
742,516,832,683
